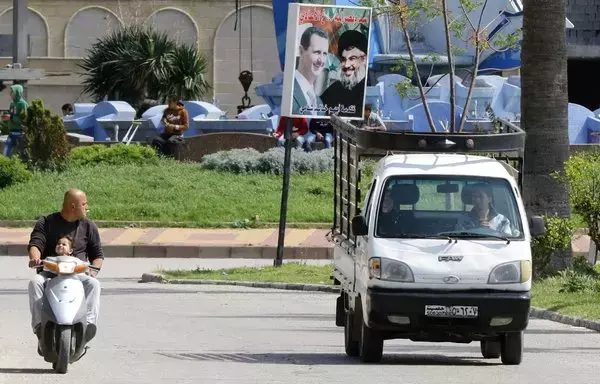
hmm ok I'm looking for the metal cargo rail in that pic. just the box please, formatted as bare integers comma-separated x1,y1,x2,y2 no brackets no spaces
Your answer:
329,115,526,250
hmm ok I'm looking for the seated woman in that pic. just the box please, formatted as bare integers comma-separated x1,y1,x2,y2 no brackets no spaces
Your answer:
456,183,514,236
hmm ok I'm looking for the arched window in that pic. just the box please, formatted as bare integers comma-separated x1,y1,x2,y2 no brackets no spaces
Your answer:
147,8,198,47
65,6,122,57
0,7,49,57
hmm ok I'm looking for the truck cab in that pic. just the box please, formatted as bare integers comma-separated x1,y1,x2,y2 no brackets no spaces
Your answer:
329,116,545,365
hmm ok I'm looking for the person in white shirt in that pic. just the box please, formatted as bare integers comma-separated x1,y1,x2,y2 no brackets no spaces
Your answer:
292,26,329,116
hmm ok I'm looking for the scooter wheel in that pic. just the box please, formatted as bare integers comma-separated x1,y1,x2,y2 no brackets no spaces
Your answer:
54,326,71,374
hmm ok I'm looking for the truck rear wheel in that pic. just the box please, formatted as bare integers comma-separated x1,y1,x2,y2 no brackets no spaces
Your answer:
501,331,523,365
344,311,360,357
480,339,501,358
359,321,383,363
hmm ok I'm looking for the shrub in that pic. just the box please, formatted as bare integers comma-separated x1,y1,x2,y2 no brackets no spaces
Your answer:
554,151,600,265
200,147,334,174
557,269,595,293
553,255,600,293
21,98,71,171
0,156,33,188
531,215,574,278
70,143,158,167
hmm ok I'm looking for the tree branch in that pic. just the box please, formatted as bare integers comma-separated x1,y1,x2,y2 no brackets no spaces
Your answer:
458,44,481,132
458,0,489,132
442,0,456,132
458,1,477,31
396,11,437,132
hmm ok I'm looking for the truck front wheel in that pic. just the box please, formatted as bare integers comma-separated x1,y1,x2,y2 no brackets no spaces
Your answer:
501,331,523,365
344,311,359,357
480,339,501,358
336,295,345,326
359,321,383,363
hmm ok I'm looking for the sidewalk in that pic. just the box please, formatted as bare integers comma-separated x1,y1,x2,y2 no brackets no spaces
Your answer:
0,226,592,259
0,227,333,259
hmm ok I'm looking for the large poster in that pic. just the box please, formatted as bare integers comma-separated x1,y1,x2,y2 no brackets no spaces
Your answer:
280,3,372,119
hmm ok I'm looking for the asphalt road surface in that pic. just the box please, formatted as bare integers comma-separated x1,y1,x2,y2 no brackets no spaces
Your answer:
0,257,599,384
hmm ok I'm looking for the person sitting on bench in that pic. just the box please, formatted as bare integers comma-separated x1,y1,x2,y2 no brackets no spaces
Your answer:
151,97,189,157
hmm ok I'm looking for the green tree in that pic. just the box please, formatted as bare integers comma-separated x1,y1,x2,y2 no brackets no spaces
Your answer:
553,151,600,266
78,24,211,109
363,0,521,132
21,99,71,171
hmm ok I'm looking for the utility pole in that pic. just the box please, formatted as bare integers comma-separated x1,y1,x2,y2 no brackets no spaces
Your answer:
12,0,28,97
274,117,293,267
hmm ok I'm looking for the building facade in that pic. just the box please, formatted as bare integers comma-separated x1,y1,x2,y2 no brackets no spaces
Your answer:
0,0,282,115
567,0,600,111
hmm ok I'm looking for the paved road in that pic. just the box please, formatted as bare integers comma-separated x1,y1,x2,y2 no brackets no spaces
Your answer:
0,258,599,384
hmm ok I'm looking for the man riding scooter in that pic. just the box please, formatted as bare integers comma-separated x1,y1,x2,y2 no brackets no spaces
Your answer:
27,188,104,347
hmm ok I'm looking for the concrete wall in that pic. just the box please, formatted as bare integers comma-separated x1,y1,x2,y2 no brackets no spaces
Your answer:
0,0,278,115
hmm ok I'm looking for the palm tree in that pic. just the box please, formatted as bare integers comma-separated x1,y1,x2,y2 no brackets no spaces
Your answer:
78,24,211,109
161,44,211,102
521,0,572,269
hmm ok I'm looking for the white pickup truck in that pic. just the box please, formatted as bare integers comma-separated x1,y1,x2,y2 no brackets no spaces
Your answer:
329,116,545,365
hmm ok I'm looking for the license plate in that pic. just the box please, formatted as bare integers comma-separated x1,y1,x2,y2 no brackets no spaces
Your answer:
425,305,478,318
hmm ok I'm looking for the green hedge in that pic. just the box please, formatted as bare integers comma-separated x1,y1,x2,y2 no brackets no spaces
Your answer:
0,156,32,188
70,143,158,167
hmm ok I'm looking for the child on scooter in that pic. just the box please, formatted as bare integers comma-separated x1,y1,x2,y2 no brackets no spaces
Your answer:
54,235,74,256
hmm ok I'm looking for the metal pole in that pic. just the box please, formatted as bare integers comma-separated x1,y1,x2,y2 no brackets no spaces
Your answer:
274,117,293,267
13,0,28,98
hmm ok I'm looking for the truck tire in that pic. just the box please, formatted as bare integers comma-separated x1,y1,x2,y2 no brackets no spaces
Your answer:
480,339,501,358
501,331,523,365
336,295,345,326
54,326,71,374
344,311,359,357
359,321,383,363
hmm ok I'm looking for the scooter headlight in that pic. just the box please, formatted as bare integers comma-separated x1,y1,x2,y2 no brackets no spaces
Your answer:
58,262,76,274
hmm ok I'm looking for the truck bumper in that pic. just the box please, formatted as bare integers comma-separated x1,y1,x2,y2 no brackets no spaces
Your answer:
365,288,530,340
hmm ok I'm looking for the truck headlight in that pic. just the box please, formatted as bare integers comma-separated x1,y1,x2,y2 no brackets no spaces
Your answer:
488,260,531,284
369,257,414,282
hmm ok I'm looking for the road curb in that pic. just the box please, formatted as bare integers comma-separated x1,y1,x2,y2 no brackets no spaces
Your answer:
139,273,339,293
1,244,333,259
529,307,600,332
140,273,600,332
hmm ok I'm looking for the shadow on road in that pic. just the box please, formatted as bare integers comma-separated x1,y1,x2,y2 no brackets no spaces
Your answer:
0,368,54,374
156,352,498,366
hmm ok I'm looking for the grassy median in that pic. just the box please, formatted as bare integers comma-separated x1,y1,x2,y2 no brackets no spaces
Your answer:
158,262,334,285
0,161,333,227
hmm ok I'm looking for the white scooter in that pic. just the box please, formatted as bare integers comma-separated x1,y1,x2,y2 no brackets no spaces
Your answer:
33,256,99,374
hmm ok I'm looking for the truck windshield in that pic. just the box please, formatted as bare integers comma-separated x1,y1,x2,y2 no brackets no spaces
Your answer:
374,176,524,240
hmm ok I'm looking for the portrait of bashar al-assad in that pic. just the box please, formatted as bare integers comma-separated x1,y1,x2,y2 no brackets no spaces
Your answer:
320,29,368,118
292,26,330,116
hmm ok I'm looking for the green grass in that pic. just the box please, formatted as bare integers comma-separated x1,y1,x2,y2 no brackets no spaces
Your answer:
0,160,333,226
531,276,600,320
158,262,335,285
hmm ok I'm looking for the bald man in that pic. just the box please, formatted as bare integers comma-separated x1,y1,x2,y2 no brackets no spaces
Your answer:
27,188,103,346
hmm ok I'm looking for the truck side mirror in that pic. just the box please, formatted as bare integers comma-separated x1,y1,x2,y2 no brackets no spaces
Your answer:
528,215,545,237
351,215,368,236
